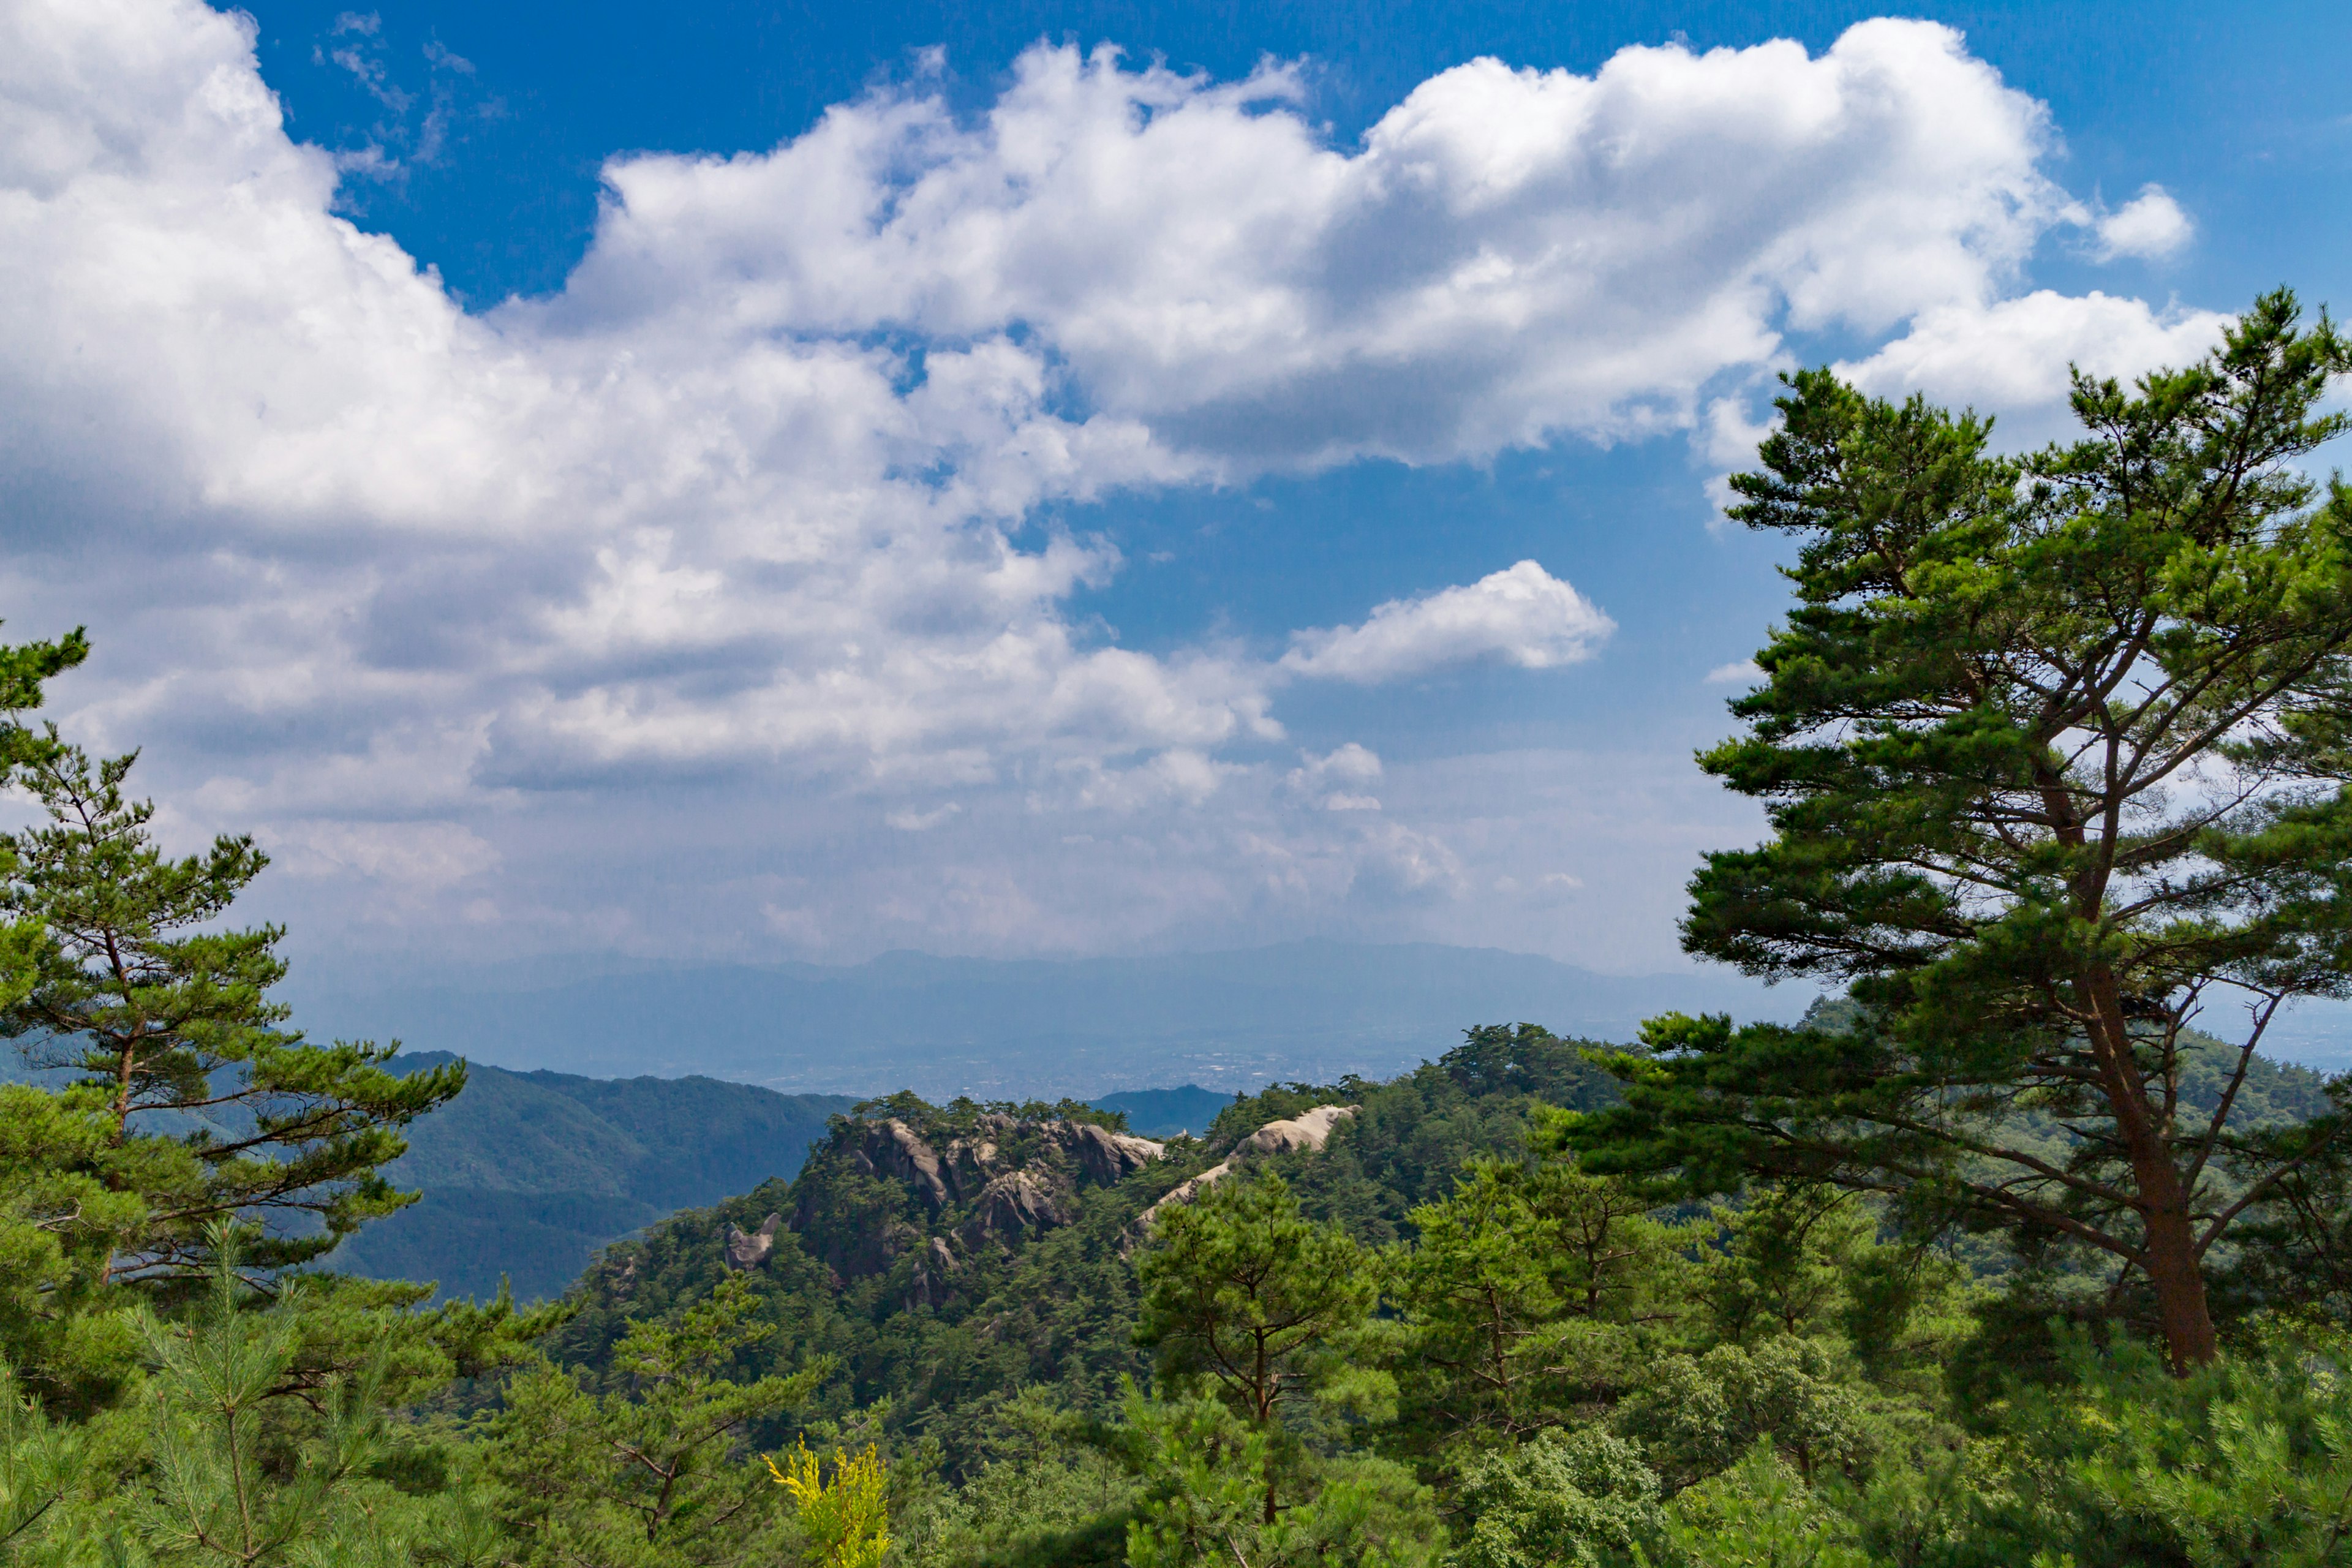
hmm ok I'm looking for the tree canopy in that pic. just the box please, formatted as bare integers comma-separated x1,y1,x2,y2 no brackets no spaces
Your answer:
1567,289,2352,1370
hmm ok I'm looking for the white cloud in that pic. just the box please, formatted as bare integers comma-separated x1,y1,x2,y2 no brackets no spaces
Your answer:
0,0,2242,962
2090,184,2193,262
1705,660,1765,685
1281,562,1615,684
550,20,2076,467
1285,743,1385,812
1836,290,2232,445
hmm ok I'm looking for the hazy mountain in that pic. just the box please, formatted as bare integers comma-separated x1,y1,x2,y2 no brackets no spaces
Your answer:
331,1054,855,1302
287,940,1815,1098
1090,1085,1234,1137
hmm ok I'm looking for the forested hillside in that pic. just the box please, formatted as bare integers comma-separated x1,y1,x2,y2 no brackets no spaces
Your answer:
330,1055,856,1302
538,1025,1626,1470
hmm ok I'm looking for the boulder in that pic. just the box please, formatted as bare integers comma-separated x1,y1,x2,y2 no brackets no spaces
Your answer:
723,1213,782,1271
1238,1104,1357,1158
962,1170,1071,1246
862,1118,951,1209
1059,1121,1167,1184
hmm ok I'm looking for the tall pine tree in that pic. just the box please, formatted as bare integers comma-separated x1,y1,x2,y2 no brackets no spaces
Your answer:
1,736,462,1282
1569,290,2352,1370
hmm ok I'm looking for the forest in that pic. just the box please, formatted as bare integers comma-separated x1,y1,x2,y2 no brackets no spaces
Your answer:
4,293,2352,1566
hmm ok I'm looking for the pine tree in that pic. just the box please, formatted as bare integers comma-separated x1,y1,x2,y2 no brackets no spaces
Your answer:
0,620,86,1012
480,1272,825,1566
1135,1173,1375,1525
1568,290,2352,1370
130,1226,404,1566
0,739,463,1283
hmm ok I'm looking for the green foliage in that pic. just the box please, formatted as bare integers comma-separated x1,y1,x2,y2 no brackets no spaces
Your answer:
1384,1156,1694,1446
1967,1330,2352,1567
0,1359,83,1559
538,1025,1609,1481
893,1389,1137,1568
1137,1171,1377,1529
1618,1339,1884,1492
0,1084,146,1411
1450,1429,1662,1568
1137,1172,1374,1429
1117,1392,1438,1568
1570,292,2352,1371
0,741,463,1284
1656,1442,1875,1568
478,1272,824,1566
0,620,87,1017
128,1232,401,1566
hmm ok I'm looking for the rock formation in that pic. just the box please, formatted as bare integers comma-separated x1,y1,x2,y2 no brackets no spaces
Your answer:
1137,1104,1359,1230
909,1235,960,1309
848,1119,952,1208
794,1110,1170,1287
840,1114,1164,1215
1060,1121,1166,1183
723,1213,781,1270
962,1169,1072,1247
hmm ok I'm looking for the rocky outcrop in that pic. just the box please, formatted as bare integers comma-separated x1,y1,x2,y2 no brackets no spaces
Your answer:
1137,1104,1359,1230
801,1109,1173,1285
850,1119,952,1208
962,1170,1072,1247
1237,1104,1356,1159
723,1213,781,1271
1058,1121,1166,1183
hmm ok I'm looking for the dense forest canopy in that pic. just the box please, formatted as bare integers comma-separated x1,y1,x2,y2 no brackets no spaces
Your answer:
4,295,2352,1564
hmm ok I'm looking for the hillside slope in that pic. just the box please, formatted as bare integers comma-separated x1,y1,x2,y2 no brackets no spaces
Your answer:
540,1025,1628,1466
331,1054,856,1302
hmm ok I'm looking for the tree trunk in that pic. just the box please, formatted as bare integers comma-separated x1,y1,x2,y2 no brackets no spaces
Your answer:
2141,1202,2218,1371
2086,971,2218,1372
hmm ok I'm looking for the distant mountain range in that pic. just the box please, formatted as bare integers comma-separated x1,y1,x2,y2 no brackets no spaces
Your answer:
287,940,1817,1098
330,1057,1241,1301
1091,1085,1233,1137
332,1055,856,1302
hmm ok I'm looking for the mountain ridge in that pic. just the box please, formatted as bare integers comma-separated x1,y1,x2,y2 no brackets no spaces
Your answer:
284,938,1812,1096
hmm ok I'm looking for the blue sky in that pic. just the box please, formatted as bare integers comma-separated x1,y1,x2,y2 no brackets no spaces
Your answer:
2,0,2349,1008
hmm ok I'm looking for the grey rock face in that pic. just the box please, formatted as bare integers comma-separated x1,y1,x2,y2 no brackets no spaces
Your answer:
962,1170,1071,1246
801,1110,1175,1284
723,1213,781,1270
1058,1121,1166,1184
863,1118,951,1208
908,1234,961,1310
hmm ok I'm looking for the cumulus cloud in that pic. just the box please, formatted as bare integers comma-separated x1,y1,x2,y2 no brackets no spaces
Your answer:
0,0,2238,962
1705,660,1765,685
1281,562,1615,684
551,20,2078,466
2090,184,2194,262
1837,290,2231,445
